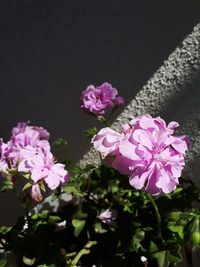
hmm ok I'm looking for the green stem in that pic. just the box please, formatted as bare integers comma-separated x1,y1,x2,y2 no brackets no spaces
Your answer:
70,241,97,267
98,151,103,163
147,193,161,237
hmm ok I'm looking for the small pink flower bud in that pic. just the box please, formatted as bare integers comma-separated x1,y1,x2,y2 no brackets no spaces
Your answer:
114,96,124,107
31,184,43,202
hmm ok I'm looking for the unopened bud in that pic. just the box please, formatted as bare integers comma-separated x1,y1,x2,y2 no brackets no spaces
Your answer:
114,96,124,107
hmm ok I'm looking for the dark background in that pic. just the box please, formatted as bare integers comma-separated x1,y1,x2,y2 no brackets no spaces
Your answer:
0,0,200,224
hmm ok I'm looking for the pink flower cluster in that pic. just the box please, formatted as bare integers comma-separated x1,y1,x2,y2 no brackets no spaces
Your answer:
0,122,70,201
80,82,124,116
92,115,189,195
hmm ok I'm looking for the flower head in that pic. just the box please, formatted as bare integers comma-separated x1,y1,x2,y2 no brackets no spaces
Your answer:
81,82,123,116
0,122,70,201
92,115,189,195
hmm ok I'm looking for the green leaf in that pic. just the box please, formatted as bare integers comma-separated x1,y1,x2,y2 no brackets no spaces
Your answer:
168,224,184,239
63,185,82,196
31,210,49,220
188,216,200,247
151,243,182,266
0,226,11,234
97,116,106,123
22,256,36,266
22,173,30,179
167,249,182,265
130,229,145,252
84,127,97,138
0,259,7,267
48,215,61,224
53,138,67,147
94,222,108,234
39,182,46,192
149,241,158,253
72,219,86,237
22,182,32,191
152,251,167,267
168,211,182,221
1,177,13,192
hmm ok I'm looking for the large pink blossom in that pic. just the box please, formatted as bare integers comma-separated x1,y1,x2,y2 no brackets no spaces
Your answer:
81,82,123,115
92,115,189,195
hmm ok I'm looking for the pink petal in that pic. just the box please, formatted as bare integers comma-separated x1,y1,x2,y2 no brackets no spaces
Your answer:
145,166,161,195
156,168,177,193
171,138,188,154
132,129,153,149
18,160,29,173
118,140,139,161
45,172,60,190
111,154,134,175
139,116,158,130
31,184,43,202
31,167,49,182
167,121,179,130
129,168,153,190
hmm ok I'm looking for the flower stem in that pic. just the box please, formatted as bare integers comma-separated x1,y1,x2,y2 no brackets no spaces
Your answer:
98,151,103,163
70,241,97,267
147,193,161,237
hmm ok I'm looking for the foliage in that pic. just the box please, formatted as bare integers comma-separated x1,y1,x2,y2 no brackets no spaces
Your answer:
0,163,200,267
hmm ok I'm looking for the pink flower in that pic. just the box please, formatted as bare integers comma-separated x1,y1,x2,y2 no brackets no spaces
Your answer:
114,96,124,107
12,122,49,141
91,127,122,157
0,139,9,173
0,122,70,201
1,122,51,167
18,147,69,190
11,124,49,149
31,184,43,202
92,115,189,195
45,163,70,190
81,82,123,115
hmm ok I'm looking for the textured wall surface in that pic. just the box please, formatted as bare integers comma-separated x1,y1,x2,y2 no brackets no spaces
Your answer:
79,23,200,185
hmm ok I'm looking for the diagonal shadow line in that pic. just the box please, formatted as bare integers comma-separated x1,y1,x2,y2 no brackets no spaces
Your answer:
79,22,200,169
